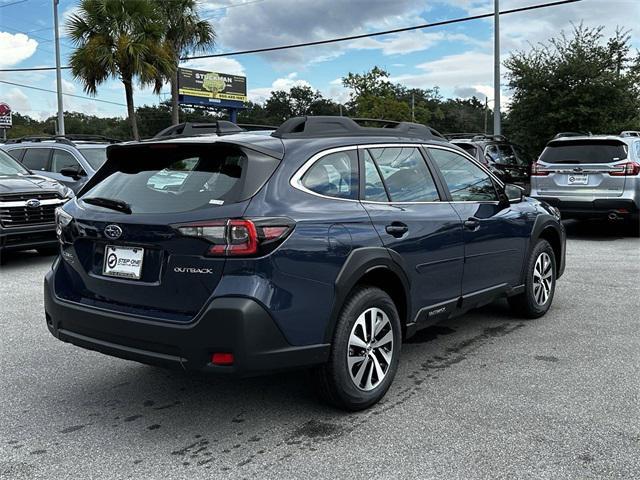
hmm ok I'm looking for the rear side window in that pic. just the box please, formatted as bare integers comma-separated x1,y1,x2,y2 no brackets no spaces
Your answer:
22,148,50,171
301,150,358,200
363,152,388,201
455,143,478,157
428,148,498,202
82,144,279,214
540,140,628,164
367,147,440,202
51,150,79,173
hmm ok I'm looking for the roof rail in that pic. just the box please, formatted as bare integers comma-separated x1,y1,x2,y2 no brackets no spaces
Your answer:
153,121,244,139
552,131,591,139
5,135,75,146
620,131,640,138
271,116,445,141
238,123,278,131
468,134,508,142
63,134,121,143
443,132,485,140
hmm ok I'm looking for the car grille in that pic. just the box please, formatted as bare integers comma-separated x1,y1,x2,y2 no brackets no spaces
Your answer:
0,192,63,228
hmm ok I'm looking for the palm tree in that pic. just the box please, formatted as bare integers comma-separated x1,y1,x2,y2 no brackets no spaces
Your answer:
66,0,174,140
158,0,215,125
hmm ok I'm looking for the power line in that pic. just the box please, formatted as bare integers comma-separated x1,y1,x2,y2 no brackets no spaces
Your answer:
0,80,127,106
0,0,583,72
0,0,27,8
184,0,583,61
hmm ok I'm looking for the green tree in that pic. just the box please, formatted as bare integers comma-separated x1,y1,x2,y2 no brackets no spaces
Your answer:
505,24,640,154
157,0,215,126
66,0,174,140
343,66,410,120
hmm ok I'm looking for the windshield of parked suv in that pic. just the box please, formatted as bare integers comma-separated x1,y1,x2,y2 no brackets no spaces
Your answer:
485,144,528,166
81,143,278,214
0,149,30,175
540,140,628,164
79,148,108,170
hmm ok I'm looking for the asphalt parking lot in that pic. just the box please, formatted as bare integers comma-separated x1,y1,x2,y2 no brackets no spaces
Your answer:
0,220,638,480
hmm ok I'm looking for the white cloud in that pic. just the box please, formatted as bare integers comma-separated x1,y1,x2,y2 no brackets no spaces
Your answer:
247,73,311,102
180,57,246,76
4,87,31,112
0,32,38,68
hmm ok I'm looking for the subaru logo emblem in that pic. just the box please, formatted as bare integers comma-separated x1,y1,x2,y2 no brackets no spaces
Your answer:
104,224,123,240
26,198,41,208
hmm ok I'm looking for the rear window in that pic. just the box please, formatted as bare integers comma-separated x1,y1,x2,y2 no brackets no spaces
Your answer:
540,140,628,164
82,144,279,214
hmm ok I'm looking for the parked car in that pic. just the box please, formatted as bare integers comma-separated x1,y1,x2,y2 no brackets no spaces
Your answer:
446,133,533,192
0,148,73,262
46,116,565,410
530,133,640,223
1,135,119,193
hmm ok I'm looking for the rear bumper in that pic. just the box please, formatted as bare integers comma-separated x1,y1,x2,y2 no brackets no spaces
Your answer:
534,197,639,219
0,223,58,251
44,268,329,376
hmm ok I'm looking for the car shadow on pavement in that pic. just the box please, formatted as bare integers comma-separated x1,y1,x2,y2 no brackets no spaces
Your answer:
563,219,639,240
0,250,56,270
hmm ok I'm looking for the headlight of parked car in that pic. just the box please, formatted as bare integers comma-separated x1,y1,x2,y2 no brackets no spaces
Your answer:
55,207,73,239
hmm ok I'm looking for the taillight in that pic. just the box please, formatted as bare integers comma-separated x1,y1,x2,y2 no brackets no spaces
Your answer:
531,161,549,176
609,161,640,176
176,218,293,257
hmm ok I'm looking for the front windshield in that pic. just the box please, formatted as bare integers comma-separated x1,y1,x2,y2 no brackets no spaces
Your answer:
0,149,29,175
80,148,108,170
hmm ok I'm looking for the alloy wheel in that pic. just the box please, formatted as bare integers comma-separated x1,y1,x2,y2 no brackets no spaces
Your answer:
533,252,553,305
347,307,394,391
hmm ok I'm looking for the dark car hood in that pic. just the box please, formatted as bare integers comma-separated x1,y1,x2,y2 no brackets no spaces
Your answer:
0,174,67,195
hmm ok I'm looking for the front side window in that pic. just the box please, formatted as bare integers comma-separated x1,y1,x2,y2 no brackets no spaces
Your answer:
428,148,498,202
301,150,358,200
51,150,80,173
22,148,50,171
0,150,29,175
367,147,440,202
80,148,108,170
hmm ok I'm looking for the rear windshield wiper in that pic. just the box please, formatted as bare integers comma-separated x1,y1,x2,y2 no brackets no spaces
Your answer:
82,197,132,214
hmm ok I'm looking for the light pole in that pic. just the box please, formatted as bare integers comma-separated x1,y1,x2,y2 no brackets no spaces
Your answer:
53,0,65,135
493,0,501,136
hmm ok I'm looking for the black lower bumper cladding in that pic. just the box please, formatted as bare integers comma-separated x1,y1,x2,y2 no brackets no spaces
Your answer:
44,269,329,376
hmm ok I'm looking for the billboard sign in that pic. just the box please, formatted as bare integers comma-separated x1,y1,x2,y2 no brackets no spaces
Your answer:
178,68,247,103
0,103,11,129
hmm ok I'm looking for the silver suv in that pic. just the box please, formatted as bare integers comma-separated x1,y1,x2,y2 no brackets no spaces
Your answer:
530,133,640,223
1,135,119,193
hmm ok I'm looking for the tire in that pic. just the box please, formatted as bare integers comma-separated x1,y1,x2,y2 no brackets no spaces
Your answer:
508,239,556,318
315,286,402,411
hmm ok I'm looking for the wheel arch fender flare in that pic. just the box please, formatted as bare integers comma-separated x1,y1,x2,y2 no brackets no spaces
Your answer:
526,214,565,280
324,247,411,343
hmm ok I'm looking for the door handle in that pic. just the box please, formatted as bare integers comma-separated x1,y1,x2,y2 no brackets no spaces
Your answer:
385,222,408,237
463,217,481,231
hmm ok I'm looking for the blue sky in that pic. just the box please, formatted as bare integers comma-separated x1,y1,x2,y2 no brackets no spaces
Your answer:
0,0,638,120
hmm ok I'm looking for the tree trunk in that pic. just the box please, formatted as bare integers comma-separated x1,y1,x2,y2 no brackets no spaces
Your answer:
123,78,139,141
171,68,180,126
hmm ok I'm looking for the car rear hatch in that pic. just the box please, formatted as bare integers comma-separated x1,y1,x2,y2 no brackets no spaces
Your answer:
533,139,629,197
56,140,282,322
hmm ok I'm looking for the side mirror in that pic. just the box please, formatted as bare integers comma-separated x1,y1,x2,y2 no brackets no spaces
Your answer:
60,167,86,180
504,184,524,203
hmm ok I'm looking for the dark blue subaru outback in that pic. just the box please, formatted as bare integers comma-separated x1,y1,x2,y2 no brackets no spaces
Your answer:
46,117,565,410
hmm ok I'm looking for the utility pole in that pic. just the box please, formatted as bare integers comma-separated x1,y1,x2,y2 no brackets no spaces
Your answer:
493,0,501,135
484,97,489,134
411,92,415,122
53,0,65,136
